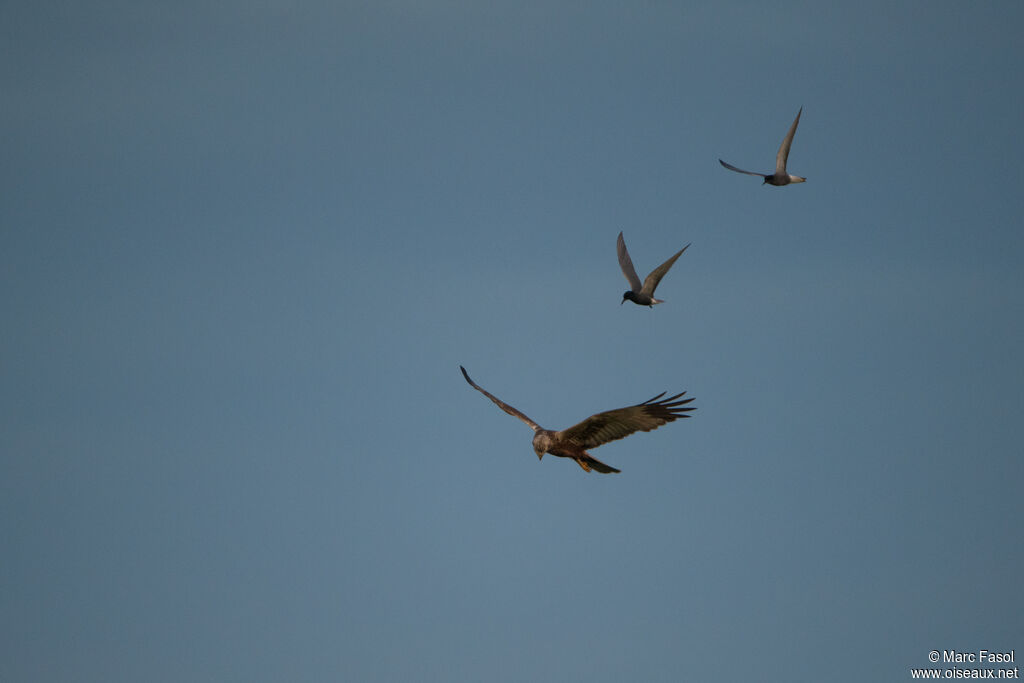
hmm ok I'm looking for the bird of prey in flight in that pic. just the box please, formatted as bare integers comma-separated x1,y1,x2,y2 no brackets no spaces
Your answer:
460,366,695,474
719,106,806,186
617,231,689,307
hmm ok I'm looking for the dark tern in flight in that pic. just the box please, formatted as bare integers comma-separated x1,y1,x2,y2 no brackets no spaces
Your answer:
617,231,689,307
719,106,806,186
460,366,695,474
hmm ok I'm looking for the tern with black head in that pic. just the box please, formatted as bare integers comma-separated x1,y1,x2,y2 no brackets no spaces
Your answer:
719,106,806,186
618,231,689,307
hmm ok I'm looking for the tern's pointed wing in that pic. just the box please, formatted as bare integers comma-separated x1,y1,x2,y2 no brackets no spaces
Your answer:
460,366,541,431
719,159,767,178
558,391,695,450
616,232,643,292
640,244,689,297
775,106,802,174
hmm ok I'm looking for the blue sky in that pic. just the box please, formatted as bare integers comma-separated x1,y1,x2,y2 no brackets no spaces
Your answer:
3,2,1022,681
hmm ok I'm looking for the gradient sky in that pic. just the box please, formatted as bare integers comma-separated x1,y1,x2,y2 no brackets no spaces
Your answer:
3,2,1022,682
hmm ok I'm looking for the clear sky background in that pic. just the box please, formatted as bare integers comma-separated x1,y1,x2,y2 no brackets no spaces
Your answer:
3,2,1022,681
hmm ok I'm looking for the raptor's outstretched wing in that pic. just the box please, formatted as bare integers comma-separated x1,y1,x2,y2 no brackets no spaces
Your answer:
558,391,695,449
460,366,542,432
